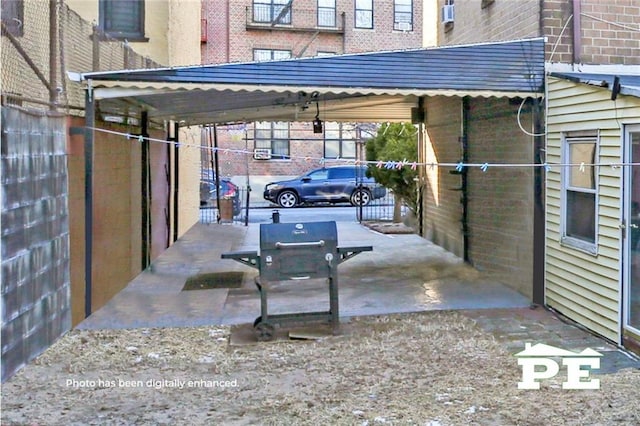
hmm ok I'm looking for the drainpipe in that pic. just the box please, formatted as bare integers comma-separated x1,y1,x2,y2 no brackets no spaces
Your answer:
461,97,470,262
49,0,57,108
84,86,95,318
532,97,545,305
572,0,582,64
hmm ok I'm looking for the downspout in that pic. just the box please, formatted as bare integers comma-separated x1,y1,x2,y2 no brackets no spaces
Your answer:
532,97,545,305
572,0,581,64
213,125,221,223
461,97,470,263
172,122,179,242
49,0,57,108
417,97,425,236
84,85,95,318
141,111,150,270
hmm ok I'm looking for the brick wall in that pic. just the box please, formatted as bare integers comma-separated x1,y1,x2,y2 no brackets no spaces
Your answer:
422,96,464,258
466,97,534,297
438,0,540,46
201,0,423,183
438,0,640,65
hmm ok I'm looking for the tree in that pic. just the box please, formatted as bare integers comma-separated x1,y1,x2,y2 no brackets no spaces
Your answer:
365,122,418,222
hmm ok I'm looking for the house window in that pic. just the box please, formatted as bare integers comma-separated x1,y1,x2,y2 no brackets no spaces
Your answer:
255,122,290,159
253,0,291,25
253,49,291,61
562,132,598,253
99,0,146,41
318,0,336,27
324,122,357,159
355,0,373,29
1,0,24,37
394,0,412,31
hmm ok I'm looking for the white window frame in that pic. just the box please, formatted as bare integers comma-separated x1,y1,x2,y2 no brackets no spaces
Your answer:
318,0,336,27
560,131,599,255
355,0,373,29
394,0,413,31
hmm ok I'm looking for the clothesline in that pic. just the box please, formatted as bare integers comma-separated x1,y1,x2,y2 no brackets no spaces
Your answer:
87,126,638,171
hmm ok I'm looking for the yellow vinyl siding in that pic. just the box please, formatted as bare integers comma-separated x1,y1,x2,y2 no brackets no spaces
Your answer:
545,76,640,342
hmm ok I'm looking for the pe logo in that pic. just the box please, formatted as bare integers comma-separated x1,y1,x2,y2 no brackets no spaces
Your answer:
515,343,602,390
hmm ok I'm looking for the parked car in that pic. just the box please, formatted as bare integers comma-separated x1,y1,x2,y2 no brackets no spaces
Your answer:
263,165,386,208
200,177,242,216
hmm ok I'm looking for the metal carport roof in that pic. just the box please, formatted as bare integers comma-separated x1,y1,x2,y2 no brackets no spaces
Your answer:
73,37,545,126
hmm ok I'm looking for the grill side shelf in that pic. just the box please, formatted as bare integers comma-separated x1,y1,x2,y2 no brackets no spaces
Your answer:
221,250,260,270
336,245,372,264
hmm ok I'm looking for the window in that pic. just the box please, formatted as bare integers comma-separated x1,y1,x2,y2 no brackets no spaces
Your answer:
253,0,291,24
355,0,373,29
317,51,336,56
253,49,291,61
562,132,598,253
99,0,146,41
1,0,23,37
255,122,290,159
324,122,357,159
318,0,336,27
394,0,412,31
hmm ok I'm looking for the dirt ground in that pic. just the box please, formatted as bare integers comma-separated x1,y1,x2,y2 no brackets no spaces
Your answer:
2,311,639,425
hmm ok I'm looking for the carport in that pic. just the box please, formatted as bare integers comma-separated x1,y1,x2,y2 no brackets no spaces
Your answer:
71,37,546,317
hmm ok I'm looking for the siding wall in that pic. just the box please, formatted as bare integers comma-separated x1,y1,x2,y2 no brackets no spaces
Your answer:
546,77,640,342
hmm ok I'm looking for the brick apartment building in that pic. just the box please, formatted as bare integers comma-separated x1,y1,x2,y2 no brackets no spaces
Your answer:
200,0,426,188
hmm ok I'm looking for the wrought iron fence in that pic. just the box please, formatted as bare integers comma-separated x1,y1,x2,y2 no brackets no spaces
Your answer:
199,186,250,225
356,189,410,222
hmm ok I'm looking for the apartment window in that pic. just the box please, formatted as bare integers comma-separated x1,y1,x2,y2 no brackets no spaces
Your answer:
355,0,373,29
318,0,336,27
255,122,290,159
317,51,336,56
99,0,146,41
324,123,357,159
253,0,291,24
1,0,23,37
253,49,291,61
562,132,598,253
394,0,412,31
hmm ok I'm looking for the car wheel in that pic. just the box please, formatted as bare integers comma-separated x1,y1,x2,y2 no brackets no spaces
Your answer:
277,190,298,208
350,188,371,206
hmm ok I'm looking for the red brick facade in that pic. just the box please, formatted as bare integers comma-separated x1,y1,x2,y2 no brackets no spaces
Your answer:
201,0,423,179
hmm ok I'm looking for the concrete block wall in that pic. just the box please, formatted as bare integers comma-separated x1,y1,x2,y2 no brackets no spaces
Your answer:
466,97,535,298
1,108,71,382
422,96,465,258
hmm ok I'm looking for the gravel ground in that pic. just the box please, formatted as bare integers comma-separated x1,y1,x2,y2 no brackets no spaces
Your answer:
2,311,639,425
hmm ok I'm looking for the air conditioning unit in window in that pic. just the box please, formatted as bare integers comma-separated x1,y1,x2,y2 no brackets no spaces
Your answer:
395,21,412,31
442,5,455,24
253,148,272,160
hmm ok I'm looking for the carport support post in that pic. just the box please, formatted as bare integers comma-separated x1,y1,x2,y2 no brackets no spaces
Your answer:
141,111,150,269
172,122,179,243
84,88,94,318
533,97,545,305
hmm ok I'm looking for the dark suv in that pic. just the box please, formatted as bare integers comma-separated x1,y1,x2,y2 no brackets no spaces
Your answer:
263,165,386,208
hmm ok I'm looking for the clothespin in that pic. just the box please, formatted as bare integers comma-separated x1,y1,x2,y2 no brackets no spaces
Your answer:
138,135,145,143
455,162,464,172
542,163,551,172
376,160,384,168
579,162,585,173
429,163,436,171
410,162,417,171
385,161,395,169
480,163,489,172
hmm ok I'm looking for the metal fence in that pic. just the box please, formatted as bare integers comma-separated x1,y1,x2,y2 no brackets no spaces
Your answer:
199,186,250,225
356,189,409,222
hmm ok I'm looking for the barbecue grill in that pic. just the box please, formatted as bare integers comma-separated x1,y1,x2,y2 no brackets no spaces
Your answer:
222,220,372,341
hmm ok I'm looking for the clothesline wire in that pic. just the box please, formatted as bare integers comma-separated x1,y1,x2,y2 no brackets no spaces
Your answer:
86,126,640,169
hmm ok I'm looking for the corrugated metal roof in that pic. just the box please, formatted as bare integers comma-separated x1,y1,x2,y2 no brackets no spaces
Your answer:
550,72,640,98
76,38,545,126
